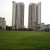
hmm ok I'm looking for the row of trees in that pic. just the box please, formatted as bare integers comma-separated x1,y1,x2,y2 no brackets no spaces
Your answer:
6,26,50,32
0,26,50,32
6,26,33,31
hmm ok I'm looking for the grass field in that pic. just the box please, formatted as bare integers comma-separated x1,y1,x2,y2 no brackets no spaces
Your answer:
0,30,50,50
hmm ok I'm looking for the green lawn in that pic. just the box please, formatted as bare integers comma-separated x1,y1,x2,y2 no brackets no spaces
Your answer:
0,30,50,50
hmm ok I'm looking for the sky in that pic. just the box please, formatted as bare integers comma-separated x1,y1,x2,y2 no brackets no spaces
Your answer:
0,0,50,27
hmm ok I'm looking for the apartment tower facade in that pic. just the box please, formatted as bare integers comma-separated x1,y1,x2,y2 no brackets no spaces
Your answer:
28,2,41,30
28,3,36,30
12,1,24,29
36,2,41,24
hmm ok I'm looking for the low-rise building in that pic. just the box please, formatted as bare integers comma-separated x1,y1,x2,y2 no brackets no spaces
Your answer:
40,23,45,31
0,17,6,30
45,24,50,29
45,24,50,31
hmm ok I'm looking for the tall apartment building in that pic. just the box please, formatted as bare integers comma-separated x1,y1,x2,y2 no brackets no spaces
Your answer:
28,3,36,30
0,17,6,30
12,1,24,29
36,2,41,30
36,2,41,24
12,1,16,29
28,2,41,30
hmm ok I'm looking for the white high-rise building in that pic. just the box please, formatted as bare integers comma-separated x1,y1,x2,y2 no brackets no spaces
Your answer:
36,2,41,24
28,2,41,30
12,1,16,29
28,3,36,30
12,1,24,29
36,2,41,30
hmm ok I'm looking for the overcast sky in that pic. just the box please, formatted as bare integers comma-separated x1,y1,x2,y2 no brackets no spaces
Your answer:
0,0,50,27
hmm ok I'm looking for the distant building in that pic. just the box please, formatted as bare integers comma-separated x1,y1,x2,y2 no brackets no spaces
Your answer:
36,2,41,24
36,2,41,30
40,23,45,31
12,1,24,29
0,17,6,30
12,1,16,29
28,2,41,30
44,24,50,31
45,24,50,29
28,3,36,30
